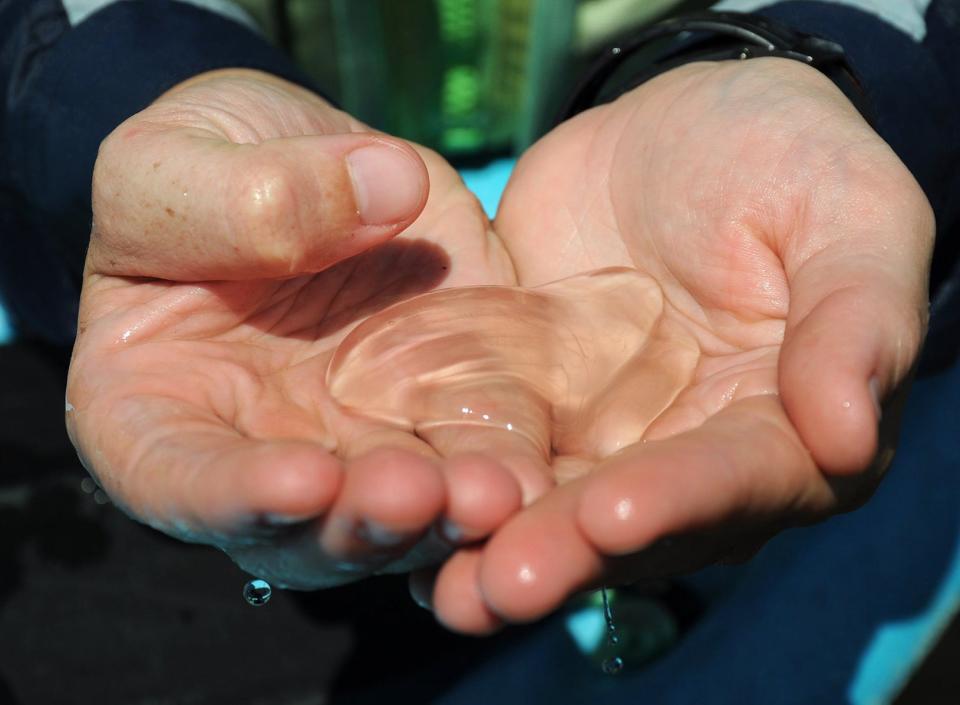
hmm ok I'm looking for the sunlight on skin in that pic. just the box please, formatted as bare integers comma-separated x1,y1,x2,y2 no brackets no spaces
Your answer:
410,58,933,633
65,69,526,589
63,56,933,625
327,268,696,462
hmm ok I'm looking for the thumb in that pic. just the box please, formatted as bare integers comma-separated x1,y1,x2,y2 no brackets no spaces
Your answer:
778,179,934,476
89,124,428,280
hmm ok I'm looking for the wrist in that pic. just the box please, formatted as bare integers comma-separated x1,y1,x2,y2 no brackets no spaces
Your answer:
707,55,866,111
623,55,863,125
559,11,870,126
157,68,303,101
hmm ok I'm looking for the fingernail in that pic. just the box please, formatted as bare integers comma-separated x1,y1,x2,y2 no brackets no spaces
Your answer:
356,519,405,546
261,512,312,527
347,143,424,225
409,579,433,610
868,376,883,421
440,520,464,543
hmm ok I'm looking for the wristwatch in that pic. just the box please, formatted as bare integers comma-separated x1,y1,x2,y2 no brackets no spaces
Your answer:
557,11,871,125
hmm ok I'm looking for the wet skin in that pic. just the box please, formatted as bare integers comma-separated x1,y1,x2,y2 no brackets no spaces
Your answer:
65,59,934,633
67,69,520,588
327,268,698,464
408,57,932,633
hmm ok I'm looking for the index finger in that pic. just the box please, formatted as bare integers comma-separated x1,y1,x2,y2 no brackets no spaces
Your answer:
67,392,343,545
470,395,836,624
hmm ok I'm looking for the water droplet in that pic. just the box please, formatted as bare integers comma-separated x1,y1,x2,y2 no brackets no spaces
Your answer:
80,478,97,494
243,579,272,606
325,269,692,463
600,587,623,673
93,489,110,505
601,587,617,639
602,656,624,675
517,565,536,584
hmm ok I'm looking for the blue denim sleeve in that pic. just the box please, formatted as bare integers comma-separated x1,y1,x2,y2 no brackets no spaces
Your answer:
0,0,317,344
713,0,960,369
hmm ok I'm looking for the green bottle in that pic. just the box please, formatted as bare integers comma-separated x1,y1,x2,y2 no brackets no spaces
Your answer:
331,0,576,156
230,0,576,156
229,0,697,155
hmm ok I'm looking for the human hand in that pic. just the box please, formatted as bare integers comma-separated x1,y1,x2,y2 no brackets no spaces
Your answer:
64,69,529,588
417,58,934,632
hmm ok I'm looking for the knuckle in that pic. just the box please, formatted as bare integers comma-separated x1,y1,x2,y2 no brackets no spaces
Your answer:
92,120,140,193
228,155,303,266
90,120,151,253
91,134,123,216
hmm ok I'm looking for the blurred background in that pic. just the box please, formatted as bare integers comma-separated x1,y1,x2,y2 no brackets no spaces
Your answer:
2,1,960,704
229,0,716,158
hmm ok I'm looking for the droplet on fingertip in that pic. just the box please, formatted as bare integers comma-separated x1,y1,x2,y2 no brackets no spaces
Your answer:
614,498,633,521
411,587,431,611
440,519,464,543
260,512,310,527
356,519,405,546
517,565,536,584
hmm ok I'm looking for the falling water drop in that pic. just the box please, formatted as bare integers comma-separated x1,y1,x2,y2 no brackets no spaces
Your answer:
243,579,272,606
601,587,619,642
602,656,624,675
600,587,623,674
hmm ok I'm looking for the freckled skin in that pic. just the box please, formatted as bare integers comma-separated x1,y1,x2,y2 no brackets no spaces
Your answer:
66,69,520,590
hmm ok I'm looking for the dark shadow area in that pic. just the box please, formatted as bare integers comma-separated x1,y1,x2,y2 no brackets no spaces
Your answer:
897,611,960,704
0,338,527,705
3,344,960,704
0,341,73,481
293,576,521,704
0,341,104,613
407,361,960,705
0,480,113,598
207,237,453,341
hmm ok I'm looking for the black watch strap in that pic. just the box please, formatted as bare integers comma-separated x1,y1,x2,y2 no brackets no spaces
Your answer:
556,11,871,126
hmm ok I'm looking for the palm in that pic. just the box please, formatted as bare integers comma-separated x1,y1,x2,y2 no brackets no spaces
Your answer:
67,72,516,588
497,63,795,456
80,150,509,442
422,58,933,632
